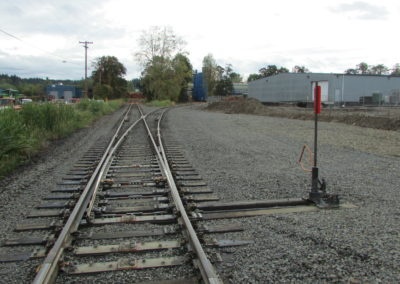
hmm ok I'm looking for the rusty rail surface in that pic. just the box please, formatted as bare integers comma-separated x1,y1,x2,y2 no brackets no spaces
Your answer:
33,104,144,284
33,104,221,284
140,106,223,284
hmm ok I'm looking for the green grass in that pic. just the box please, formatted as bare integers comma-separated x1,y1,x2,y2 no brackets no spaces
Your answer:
0,99,123,179
146,99,175,107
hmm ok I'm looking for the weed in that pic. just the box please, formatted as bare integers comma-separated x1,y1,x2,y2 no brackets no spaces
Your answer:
0,100,123,179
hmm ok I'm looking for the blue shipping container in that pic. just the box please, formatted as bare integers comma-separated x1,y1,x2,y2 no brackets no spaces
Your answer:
192,72,207,101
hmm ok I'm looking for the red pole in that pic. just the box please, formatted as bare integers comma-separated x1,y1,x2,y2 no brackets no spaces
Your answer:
314,85,321,114
309,82,340,207
311,82,320,192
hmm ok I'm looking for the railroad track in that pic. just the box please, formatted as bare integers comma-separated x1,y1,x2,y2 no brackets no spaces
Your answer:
1,104,250,283
0,103,350,283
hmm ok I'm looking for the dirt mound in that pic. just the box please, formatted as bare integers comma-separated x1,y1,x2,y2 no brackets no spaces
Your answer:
206,98,400,131
207,97,266,115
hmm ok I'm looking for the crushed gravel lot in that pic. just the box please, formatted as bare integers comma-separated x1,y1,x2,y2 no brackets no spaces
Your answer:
0,102,399,283
164,104,400,283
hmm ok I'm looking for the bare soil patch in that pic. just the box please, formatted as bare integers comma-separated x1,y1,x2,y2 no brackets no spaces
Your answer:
207,97,400,131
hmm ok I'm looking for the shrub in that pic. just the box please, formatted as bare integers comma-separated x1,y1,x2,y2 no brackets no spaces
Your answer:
0,109,36,176
0,100,123,179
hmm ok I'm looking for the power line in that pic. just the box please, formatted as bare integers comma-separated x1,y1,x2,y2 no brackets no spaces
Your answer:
0,27,79,65
0,28,23,41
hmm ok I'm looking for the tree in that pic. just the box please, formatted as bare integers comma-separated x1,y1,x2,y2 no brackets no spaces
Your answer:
135,26,186,67
132,78,142,90
141,56,175,101
216,65,225,81
259,65,277,77
229,72,243,83
247,74,262,82
215,77,233,96
202,54,219,97
259,65,289,77
128,78,142,92
346,62,390,75
214,66,232,96
201,60,241,96
345,68,358,74
93,84,113,100
92,56,127,99
172,53,193,102
140,53,192,102
278,67,289,74
357,62,369,74
370,64,388,75
293,65,309,73
391,64,400,76
219,63,243,83
16,83,44,97
135,26,189,101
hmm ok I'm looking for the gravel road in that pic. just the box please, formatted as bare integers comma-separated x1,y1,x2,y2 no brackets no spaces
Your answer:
163,104,400,283
0,103,399,283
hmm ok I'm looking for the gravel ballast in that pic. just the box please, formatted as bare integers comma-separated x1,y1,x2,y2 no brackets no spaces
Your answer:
0,106,127,283
0,103,399,283
163,104,400,283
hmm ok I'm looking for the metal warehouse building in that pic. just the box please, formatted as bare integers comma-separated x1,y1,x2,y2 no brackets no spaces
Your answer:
46,84,82,101
248,73,400,105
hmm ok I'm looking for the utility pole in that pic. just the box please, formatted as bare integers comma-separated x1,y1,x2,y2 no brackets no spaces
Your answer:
79,41,93,98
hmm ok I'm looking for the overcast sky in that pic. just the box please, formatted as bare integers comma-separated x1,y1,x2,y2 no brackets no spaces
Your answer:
1,0,399,81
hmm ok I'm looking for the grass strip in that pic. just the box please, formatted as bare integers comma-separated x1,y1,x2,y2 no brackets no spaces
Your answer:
0,99,123,179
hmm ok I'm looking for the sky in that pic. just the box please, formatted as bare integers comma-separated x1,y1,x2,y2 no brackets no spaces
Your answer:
1,0,400,81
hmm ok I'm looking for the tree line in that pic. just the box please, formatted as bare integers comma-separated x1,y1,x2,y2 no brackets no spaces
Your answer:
131,26,244,100
0,74,82,98
345,62,400,75
4,25,400,102
247,65,309,82
201,54,243,97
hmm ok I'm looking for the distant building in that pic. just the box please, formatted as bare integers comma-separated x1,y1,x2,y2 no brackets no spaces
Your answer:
248,73,400,105
0,88,19,97
232,83,248,96
46,84,82,101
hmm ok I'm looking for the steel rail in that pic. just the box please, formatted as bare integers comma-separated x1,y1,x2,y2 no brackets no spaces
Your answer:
85,106,157,217
32,104,138,284
140,106,223,284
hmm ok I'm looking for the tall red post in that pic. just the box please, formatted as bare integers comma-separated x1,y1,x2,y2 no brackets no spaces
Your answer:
314,85,322,114
308,82,339,208
311,82,320,194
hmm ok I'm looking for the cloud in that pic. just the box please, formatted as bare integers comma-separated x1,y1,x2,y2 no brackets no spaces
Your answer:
0,53,84,79
330,1,388,20
0,0,117,37
1,0,399,80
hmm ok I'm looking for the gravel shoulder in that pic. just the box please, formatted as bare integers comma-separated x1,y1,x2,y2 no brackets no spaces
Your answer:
0,106,127,283
164,104,400,283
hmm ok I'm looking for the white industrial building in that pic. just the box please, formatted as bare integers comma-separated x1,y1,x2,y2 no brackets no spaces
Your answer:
248,73,400,105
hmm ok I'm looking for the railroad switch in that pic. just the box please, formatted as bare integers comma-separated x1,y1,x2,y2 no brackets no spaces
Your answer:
307,83,339,209
308,167,339,208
